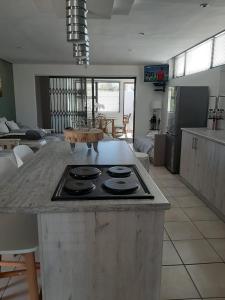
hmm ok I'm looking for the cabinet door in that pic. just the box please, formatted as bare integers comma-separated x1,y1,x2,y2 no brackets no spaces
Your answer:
191,136,206,192
180,132,198,188
214,143,225,213
196,137,216,202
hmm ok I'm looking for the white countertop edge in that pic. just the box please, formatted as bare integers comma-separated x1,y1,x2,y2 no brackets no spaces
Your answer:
181,128,225,146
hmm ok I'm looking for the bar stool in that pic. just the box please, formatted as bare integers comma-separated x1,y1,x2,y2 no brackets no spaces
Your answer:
135,151,150,172
0,214,39,300
0,152,39,300
13,145,34,168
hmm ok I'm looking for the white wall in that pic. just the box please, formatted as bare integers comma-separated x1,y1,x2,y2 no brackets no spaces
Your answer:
13,64,163,136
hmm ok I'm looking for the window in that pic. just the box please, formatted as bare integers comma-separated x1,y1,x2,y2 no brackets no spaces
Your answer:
97,82,120,112
213,31,225,67
185,39,213,75
174,53,185,77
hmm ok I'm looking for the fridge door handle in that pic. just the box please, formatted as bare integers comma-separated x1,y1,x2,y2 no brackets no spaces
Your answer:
195,138,198,150
192,137,195,149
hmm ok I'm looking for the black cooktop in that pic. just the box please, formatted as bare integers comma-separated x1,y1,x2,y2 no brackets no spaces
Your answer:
52,165,154,201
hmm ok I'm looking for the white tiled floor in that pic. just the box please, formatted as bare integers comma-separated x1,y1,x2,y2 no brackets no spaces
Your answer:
150,165,225,300
1,165,225,299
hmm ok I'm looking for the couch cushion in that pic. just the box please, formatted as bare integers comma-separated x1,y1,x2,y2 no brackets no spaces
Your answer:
0,122,9,134
25,129,46,140
6,120,20,130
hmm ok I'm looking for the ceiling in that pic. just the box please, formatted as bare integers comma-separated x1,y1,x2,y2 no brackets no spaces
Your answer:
0,0,225,65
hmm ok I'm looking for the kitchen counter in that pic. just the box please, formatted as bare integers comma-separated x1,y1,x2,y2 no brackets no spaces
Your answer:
0,140,169,300
0,140,169,213
182,128,225,146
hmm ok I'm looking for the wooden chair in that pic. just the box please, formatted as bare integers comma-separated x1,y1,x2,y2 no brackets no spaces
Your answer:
113,114,131,138
0,153,40,300
94,115,108,133
123,113,131,134
13,145,34,168
0,214,39,300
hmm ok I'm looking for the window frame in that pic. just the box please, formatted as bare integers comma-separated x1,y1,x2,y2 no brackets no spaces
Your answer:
185,38,213,75
96,80,121,113
173,29,225,78
212,31,225,68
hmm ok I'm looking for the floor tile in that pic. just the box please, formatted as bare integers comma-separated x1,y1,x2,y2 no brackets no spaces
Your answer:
175,195,205,208
208,239,225,261
165,196,179,207
163,230,170,241
149,167,171,177
159,178,186,188
161,265,200,299
162,241,182,265
194,221,225,238
165,186,193,197
183,207,219,221
187,263,225,298
165,208,189,222
174,239,221,264
165,221,203,241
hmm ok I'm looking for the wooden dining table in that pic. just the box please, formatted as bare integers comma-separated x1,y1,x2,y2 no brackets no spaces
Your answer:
92,117,117,137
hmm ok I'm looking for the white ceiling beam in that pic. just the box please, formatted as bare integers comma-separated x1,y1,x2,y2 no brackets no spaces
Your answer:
113,0,135,15
87,0,115,19
33,0,115,19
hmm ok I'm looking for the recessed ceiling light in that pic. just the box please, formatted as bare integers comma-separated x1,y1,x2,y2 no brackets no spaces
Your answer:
139,32,145,36
200,3,209,8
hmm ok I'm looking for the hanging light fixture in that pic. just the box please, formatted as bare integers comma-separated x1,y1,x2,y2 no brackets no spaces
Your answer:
73,42,89,58
66,0,88,43
75,57,90,65
66,0,90,64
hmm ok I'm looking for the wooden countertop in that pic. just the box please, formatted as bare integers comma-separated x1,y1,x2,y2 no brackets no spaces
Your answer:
182,128,225,146
0,141,169,213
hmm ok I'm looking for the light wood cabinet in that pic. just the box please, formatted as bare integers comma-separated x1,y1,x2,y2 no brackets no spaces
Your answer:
180,131,203,191
180,131,225,217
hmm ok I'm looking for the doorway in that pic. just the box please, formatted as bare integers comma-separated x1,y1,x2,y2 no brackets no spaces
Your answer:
123,82,135,139
35,76,136,138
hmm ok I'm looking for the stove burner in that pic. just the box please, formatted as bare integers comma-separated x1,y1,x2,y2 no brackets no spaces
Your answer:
108,166,132,178
103,178,139,194
64,179,95,195
70,166,101,179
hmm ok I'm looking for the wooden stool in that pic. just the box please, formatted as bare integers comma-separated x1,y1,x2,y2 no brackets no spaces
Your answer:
64,128,104,153
0,215,40,300
135,152,150,172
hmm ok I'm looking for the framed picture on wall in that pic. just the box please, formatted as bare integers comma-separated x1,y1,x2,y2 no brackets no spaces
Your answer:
0,77,2,97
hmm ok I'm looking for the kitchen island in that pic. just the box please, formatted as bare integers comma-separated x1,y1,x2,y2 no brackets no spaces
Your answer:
0,140,169,300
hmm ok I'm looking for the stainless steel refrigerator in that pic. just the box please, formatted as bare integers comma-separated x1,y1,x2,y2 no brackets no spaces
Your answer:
166,86,209,174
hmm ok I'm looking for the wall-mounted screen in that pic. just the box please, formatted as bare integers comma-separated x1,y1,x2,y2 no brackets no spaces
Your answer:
144,64,169,82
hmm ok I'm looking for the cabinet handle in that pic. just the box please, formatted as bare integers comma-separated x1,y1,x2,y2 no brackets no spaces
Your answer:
195,138,198,150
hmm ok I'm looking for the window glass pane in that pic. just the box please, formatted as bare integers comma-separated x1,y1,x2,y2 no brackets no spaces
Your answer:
213,31,225,67
174,53,185,77
97,82,120,112
185,39,213,75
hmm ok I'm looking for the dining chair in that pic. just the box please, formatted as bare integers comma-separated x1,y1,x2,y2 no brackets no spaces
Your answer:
13,145,34,168
0,155,40,300
113,113,132,138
